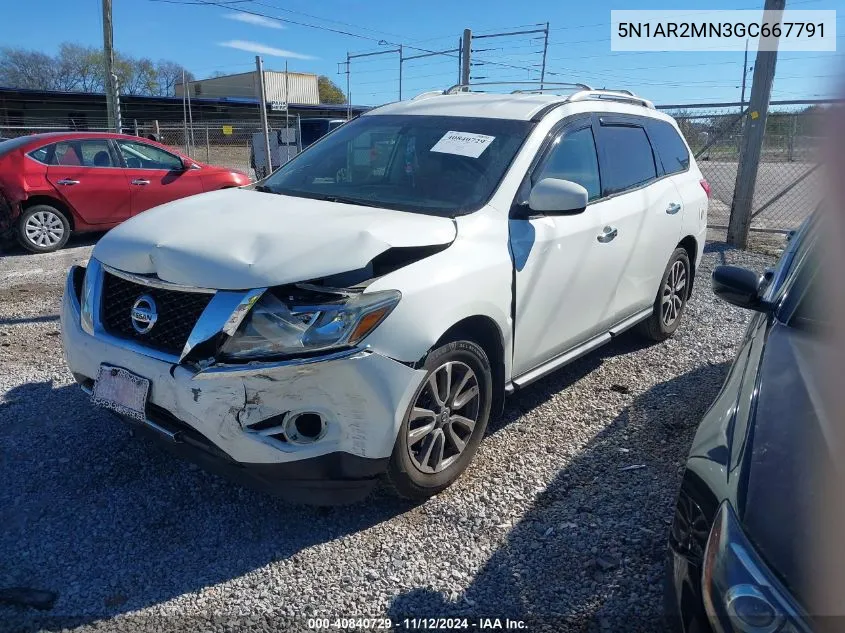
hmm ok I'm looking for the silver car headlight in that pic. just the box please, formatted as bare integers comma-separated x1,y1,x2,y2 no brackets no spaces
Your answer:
219,287,400,360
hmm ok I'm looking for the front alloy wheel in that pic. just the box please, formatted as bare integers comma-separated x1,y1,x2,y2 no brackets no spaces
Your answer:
387,340,492,500
407,361,480,474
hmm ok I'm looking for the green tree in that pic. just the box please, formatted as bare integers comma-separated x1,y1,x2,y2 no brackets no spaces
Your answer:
318,75,346,104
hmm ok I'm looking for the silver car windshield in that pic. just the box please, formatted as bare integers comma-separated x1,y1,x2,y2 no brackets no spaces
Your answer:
260,114,533,217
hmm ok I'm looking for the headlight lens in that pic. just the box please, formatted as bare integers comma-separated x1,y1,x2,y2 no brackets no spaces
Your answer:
702,501,810,633
219,287,400,360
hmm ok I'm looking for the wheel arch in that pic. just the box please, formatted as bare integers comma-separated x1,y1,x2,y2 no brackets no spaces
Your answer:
430,315,507,419
21,195,76,230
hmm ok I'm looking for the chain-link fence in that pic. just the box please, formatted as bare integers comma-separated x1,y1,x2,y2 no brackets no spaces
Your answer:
3,100,835,234
658,100,829,234
0,117,304,181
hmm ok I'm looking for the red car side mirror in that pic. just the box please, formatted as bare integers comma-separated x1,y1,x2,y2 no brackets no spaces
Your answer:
180,156,195,170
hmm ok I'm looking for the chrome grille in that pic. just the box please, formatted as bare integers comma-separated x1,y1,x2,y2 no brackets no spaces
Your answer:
100,272,212,356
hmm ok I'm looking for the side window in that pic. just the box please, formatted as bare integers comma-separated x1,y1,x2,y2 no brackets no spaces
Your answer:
648,120,690,175
78,140,117,167
117,140,183,170
52,142,82,166
599,124,657,195
533,126,601,201
28,143,53,164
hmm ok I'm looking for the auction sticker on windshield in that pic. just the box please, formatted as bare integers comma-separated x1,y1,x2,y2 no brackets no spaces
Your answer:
430,131,495,158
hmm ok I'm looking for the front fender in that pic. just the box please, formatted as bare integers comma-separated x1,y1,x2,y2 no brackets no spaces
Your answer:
363,208,513,379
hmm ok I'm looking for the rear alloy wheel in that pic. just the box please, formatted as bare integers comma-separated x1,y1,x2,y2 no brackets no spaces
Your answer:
387,340,492,500
17,205,70,253
638,247,691,341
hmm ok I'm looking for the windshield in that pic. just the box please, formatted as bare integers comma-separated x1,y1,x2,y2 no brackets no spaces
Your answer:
261,114,533,216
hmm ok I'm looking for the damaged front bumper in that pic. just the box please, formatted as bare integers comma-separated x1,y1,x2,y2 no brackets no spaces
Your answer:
61,265,426,504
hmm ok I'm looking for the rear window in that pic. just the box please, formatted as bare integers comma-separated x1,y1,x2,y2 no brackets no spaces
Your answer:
599,125,657,195
28,145,51,163
649,120,691,175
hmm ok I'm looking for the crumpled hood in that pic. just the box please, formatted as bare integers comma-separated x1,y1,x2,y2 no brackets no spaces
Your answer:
92,188,456,289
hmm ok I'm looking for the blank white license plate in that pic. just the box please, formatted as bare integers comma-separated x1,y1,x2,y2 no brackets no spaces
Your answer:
91,365,150,421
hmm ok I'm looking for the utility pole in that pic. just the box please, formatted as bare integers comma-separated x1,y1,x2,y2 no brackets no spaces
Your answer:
255,56,273,178
740,38,750,108
540,22,549,91
737,38,750,157
345,53,351,119
461,29,472,88
398,45,403,100
472,26,549,88
727,0,785,248
101,0,120,132
457,37,463,85
181,69,188,153
346,47,401,109
186,74,195,152
285,60,291,162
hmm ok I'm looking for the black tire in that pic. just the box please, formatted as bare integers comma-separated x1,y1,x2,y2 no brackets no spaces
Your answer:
386,340,493,500
638,247,691,342
17,204,71,253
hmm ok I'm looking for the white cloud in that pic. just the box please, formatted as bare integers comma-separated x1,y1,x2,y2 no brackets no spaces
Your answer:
218,40,315,60
224,12,284,29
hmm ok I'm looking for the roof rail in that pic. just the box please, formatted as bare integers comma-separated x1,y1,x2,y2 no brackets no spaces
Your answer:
411,90,445,101
566,89,655,109
444,81,592,95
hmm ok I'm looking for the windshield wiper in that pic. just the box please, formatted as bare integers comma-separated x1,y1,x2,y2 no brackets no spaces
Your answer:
253,184,277,194
314,194,382,208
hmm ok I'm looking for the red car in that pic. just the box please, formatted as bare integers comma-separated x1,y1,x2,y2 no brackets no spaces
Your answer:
0,132,250,253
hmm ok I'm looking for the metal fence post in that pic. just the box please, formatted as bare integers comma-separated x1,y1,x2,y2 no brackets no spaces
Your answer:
256,56,272,179
153,119,160,142
133,119,139,137
727,0,784,248
205,125,210,163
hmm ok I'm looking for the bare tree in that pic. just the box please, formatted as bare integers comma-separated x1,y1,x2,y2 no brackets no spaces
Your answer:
0,43,193,97
154,60,194,96
57,43,103,92
0,48,60,90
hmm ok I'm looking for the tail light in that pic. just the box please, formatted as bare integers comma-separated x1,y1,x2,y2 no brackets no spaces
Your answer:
700,178,712,199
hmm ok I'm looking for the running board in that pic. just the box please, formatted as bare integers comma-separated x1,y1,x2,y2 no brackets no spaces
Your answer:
608,307,653,336
509,308,653,390
512,333,611,389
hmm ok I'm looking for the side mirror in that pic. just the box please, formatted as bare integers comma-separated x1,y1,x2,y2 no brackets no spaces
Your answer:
181,156,196,170
528,178,588,214
711,265,773,312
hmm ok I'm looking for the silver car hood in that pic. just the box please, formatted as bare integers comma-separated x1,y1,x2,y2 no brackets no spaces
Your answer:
92,188,457,289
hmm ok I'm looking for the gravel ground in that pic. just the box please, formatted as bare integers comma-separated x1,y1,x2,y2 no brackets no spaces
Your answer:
0,239,775,633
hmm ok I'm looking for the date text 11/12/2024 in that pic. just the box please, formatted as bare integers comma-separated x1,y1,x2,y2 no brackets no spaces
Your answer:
307,618,528,630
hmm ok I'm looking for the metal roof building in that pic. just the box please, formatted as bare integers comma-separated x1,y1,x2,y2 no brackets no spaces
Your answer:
0,87,367,130
176,70,320,106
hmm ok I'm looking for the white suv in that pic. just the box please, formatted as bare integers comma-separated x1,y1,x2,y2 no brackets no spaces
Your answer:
61,86,708,504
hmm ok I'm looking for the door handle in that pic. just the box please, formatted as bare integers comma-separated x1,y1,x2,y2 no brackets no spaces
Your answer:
597,226,618,243
56,179,79,186
666,202,682,215
131,179,151,186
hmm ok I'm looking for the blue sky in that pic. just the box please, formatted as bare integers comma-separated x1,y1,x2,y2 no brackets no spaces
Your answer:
3,0,842,106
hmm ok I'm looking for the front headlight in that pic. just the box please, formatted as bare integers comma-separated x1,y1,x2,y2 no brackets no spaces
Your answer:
702,501,810,633
219,287,400,360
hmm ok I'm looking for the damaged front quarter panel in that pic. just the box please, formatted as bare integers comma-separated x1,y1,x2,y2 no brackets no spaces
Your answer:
188,350,427,461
